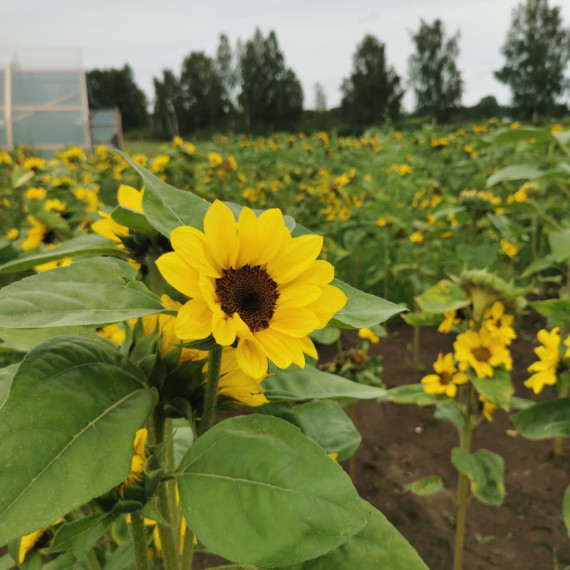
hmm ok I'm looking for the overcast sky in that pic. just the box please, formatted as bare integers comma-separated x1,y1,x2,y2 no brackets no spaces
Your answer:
2,0,570,110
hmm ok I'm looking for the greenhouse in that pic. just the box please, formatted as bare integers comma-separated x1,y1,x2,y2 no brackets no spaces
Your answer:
0,47,92,153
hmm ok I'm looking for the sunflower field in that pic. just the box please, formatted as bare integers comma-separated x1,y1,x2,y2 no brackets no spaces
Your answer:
0,119,569,570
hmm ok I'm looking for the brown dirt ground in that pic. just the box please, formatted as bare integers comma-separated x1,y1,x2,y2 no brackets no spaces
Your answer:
194,320,570,570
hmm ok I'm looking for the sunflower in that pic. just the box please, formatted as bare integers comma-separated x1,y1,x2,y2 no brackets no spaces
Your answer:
156,200,347,378
438,310,461,333
124,428,147,485
524,328,561,394
454,328,512,379
421,352,468,398
482,301,516,345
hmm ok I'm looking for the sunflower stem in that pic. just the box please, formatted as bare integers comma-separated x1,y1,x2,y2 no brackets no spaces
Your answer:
554,383,568,456
129,509,149,570
453,383,474,570
200,345,223,436
181,529,195,570
148,407,181,570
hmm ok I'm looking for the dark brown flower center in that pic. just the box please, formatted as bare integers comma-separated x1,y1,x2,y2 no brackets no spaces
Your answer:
215,265,279,332
472,346,492,362
439,371,452,385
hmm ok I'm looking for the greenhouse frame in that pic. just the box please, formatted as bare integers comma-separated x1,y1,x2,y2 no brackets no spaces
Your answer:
0,47,92,153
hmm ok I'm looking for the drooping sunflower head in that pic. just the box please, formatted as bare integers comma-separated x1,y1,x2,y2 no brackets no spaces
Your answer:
156,200,347,378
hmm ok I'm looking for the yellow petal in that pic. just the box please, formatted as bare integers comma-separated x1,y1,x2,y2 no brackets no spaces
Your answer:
307,284,347,326
267,234,324,284
155,252,201,299
255,208,288,265
289,259,335,286
254,329,294,369
170,226,221,278
236,338,268,379
174,299,213,340
236,207,260,267
118,184,143,212
270,306,321,337
277,284,323,309
203,200,238,269
212,309,237,346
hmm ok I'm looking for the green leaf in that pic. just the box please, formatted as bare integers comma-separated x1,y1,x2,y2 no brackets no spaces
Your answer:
0,235,125,275
280,500,428,570
404,476,444,497
492,127,555,146
530,299,570,326
120,152,209,236
0,336,157,544
387,384,445,405
451,448,505,505
548,231,570,263
415,280,470,314
0,554,16,570
468,367,513,411
291,400,361,461
0,257,165,328
111,205,157,235
263,365,387,402
0,363,17,407
512,398,570,439
173,425,195,469
309,326,341,345
563,484,570,537
0,325,103,353
331,279,406,328
434,403,463,429
486,164,545,187
177,415,366,567
510,396,534,411
402,312,443,327
521,255,557,278
50,513,115,557
102,535,135,570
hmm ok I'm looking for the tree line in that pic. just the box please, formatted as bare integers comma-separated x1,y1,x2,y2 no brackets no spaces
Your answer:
86,0,570,135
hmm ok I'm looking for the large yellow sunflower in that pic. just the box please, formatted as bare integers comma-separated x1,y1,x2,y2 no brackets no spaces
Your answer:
454,328,512,379
156,200,347,378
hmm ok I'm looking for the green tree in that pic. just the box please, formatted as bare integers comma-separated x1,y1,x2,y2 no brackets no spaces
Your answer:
216,33,238,121
238,29,303,131
178,52,224,134
340,35,404,128
408,20,463,122
152,70,181,138
86,65,148,131
495,0,570,121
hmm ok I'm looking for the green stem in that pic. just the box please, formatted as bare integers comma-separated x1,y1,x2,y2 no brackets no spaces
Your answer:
453,384,474,570
200,345,223,436
336,337,346,365
181,529,195,570
129,510,149,570
554,383,568,456
148,408,181,570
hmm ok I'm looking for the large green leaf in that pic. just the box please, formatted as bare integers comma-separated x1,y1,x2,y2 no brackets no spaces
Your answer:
415,280,470,314
512,398,570,439
0,235,125,275
0,336,157,544
468,367,513,411
0,257,165,328
291,400,361,461
530,299,570,326
263,365,387,402
548,231,570,263
331,279,405,328
280,500,428,570
120,153,209,236
50,513,115,557
111,205,157,235
177,415,366,567
492,127,555,146
387,384,444,405
486,164,545,187
0,363,17,407
0,325,103,353
451,448,505,506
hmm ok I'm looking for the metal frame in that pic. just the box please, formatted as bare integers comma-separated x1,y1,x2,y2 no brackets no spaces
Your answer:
0,50,92,152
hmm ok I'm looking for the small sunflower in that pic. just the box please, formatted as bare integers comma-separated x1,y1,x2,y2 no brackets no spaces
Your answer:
438,310,461,333
454,328,512,379
421,352,468,398
482,301,516,345
156,200,347,378
524,328,561,394
124,428,147,486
